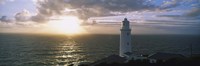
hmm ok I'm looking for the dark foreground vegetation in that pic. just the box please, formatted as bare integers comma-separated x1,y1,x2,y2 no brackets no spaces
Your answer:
75,56,200,66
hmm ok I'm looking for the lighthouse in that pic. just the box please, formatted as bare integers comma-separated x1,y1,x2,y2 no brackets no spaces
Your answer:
120,18,132,60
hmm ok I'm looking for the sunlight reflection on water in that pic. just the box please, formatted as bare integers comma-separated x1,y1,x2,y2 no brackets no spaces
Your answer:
53,38,85,66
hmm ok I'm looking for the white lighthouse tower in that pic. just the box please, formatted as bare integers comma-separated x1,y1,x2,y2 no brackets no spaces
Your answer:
120,18,132,60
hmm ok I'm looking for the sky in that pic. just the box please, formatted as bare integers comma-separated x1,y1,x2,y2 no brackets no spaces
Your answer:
0,0,200,35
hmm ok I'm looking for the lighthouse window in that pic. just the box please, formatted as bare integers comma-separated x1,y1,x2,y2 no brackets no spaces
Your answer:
127,42,129,45
127,33,130,36
123,23,125,26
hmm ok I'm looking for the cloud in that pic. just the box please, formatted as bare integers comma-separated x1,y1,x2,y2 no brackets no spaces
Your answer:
160,0,179,9
0,16,8,22
185,8,200,17
34,0,155,20
0,16,12,22
0,0,4,4
14,9,48,23
32,0,199,22
0,0,15,4
156,1,200,18
67,0,155,11
35,0,68,16
30,14,47,23
15,9,31,22
180,0,200,17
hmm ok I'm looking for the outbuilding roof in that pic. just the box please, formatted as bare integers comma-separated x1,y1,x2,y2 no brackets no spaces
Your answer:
148,52,185,60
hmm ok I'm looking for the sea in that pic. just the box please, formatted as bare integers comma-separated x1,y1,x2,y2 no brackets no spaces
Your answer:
0,33,200,66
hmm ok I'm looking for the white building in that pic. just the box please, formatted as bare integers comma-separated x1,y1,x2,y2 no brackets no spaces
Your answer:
120,18,133,60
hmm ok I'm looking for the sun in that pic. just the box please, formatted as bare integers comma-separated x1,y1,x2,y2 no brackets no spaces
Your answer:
47,16,83,35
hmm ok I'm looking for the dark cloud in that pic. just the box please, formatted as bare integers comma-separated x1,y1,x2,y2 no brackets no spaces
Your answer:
183,0,200,17
0,16,8,22
67,0,154,11
0,16,12,22
73,7,112,20
35,0,155,20
161,0,199,8
31,0,200,23
185,8,200,17
36,0,67,16
15,10,31,22
159,0,180,9
157,15,181,17
161,0,200,17
30,14,47,23
14,9,47,23
157,14,200,21
157,0,200,19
